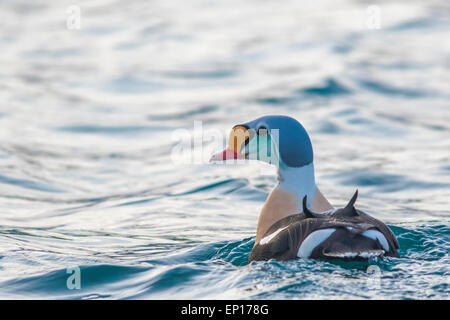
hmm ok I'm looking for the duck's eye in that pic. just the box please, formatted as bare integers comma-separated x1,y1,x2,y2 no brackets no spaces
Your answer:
257,126,268,136
254,126,272,160
244,137,250,147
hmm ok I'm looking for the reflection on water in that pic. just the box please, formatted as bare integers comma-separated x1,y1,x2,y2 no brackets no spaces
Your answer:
0,0,449,299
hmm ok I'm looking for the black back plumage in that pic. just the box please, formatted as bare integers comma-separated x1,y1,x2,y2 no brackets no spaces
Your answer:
248,191,399,263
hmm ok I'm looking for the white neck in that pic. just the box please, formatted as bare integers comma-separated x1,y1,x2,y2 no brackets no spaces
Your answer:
277,162,317,209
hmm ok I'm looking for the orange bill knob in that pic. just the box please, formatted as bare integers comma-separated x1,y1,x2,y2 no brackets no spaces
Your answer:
210,126,250,161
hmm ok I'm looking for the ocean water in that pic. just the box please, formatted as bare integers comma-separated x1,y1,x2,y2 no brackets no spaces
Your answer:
0,0,449,299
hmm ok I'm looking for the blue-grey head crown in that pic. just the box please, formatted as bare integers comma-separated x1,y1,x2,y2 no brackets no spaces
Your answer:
235,115,314,167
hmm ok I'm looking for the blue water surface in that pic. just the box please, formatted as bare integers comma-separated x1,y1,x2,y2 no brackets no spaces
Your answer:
0,0,449,299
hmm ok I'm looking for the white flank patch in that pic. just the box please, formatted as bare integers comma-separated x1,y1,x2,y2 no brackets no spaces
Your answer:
358,250,385,259
259,226,288,245
326,250,384,259
362,230,390,252
297,228,336,258
328,252,358,258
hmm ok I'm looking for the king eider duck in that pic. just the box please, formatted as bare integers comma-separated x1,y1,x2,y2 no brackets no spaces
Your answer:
210,115,399,262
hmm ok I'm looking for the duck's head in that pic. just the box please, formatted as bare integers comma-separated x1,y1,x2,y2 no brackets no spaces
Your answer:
210,115,313,169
